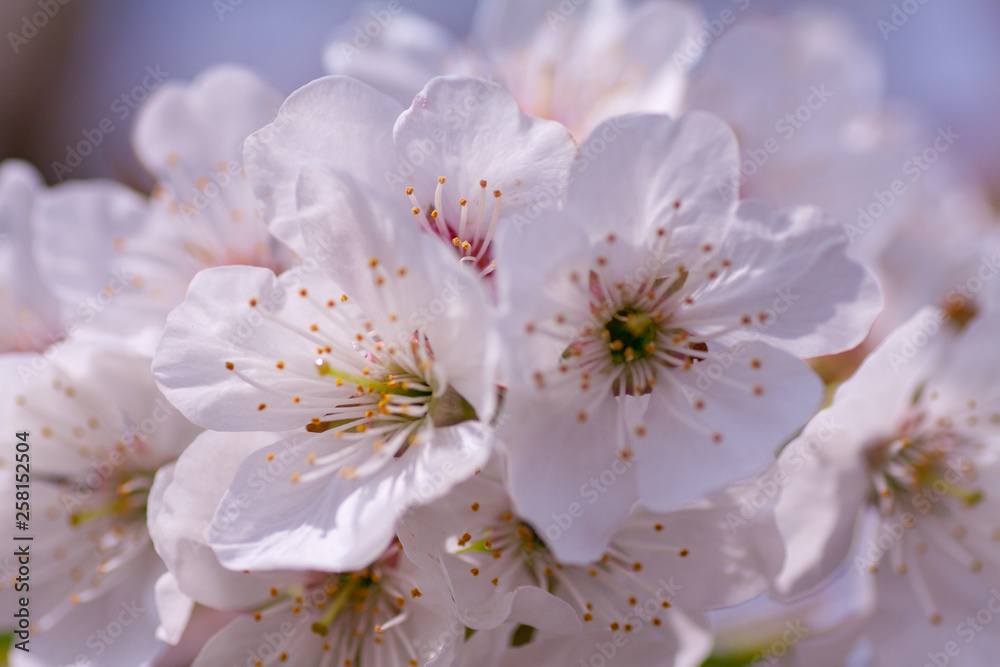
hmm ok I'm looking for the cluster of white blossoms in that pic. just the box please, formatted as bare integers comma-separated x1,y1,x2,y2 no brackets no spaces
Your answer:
1,1,999,665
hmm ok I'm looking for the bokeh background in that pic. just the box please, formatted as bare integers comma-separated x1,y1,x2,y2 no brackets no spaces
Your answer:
1,0,998,203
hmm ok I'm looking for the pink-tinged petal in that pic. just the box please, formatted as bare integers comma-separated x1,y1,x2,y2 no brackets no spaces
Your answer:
7,341,199,478
472,0,702,136
324,10,461,106
243,76,403,255
635,341,823,511
210,422,491,572
687,11,883,148
686,11,891,227
152,265,354,432
471,0,565,55
0,160,63,353
685,201,882,358
608,1,704,110
392,76,576,233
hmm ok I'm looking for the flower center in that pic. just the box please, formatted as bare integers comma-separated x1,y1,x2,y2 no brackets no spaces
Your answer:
574,266,707,396
861,409,994,625
404,177,501,277
253,545,427,666
451,505,678,632
604,307,658,365
305,355,477,465
866,428,984,516
69,472,154,527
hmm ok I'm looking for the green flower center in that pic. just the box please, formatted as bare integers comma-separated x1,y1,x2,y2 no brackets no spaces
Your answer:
604,307,659,365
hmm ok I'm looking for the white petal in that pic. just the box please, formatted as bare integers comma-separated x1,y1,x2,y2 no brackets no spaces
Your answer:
617,483,785,611
152,264,354,431
153,572,194,645
564,112,739,248
243,75,403,254
148,430,302,610
500,389,638,564
635,341,823,511
211,422,491,572
684,201,882,358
